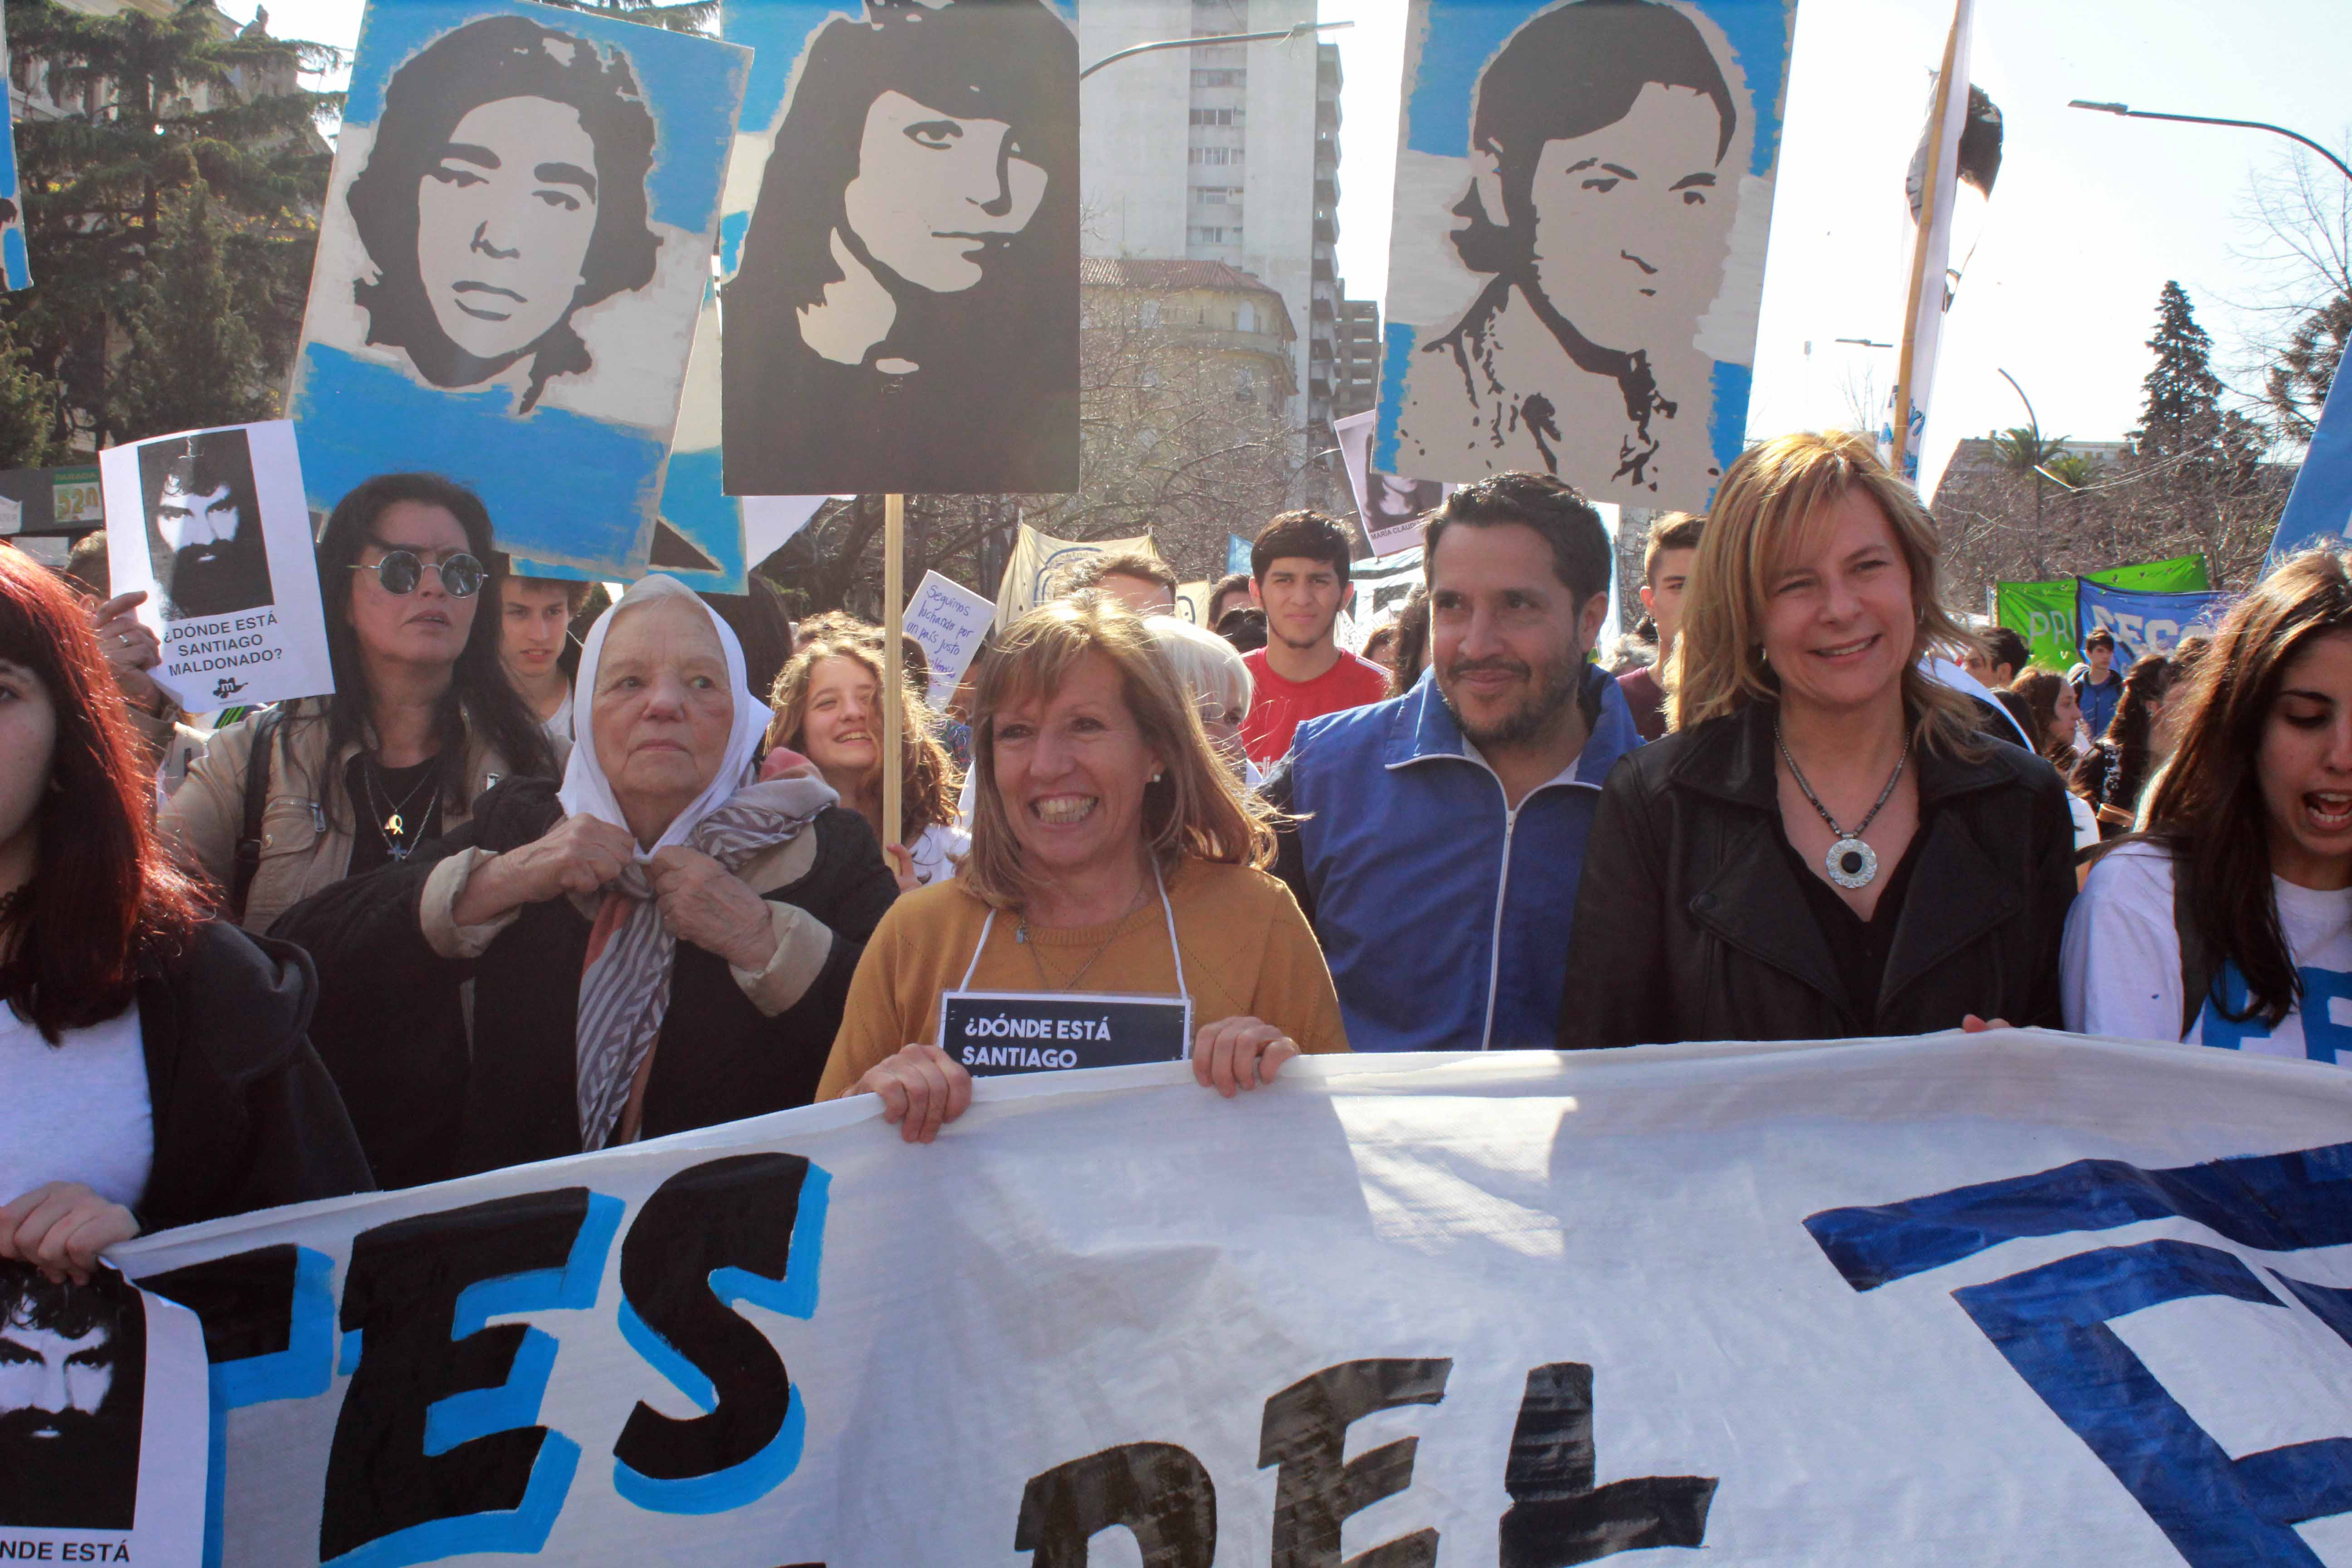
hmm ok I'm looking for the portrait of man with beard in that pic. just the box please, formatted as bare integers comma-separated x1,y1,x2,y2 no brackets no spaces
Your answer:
0,1264,145,1530
139,428,272,621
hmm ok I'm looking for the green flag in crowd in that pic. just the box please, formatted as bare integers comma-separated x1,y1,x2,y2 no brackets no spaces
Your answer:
1996,555,2210,669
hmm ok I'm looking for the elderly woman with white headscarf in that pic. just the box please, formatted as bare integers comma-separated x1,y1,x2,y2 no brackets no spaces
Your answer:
275,576,900,1180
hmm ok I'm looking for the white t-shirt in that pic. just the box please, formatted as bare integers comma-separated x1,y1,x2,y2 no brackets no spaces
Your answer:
2061,841,2352,1061
0,1003,153,1210
540,684,575,745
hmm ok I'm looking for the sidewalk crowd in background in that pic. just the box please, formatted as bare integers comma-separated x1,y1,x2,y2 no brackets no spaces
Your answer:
4,426,2347,1285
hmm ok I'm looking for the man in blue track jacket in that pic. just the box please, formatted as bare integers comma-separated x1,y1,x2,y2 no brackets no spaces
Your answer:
1262,472,1642,1051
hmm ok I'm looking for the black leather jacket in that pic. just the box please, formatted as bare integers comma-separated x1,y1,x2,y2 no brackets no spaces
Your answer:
1559,702,2077,1049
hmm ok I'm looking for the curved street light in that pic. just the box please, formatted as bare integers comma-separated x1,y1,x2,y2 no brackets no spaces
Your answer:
2068,101,2352,184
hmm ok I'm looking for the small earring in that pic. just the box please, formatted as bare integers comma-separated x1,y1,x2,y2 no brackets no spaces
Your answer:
1150,771,1164,784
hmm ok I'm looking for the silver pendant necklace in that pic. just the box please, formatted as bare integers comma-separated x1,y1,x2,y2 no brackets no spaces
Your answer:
1775,716,1911,890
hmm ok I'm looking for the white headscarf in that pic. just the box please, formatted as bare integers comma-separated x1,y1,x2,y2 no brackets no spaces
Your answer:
555,574,837,1149
559,574,775,857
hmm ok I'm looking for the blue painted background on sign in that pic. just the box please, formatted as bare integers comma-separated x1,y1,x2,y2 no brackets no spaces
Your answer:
2270,368,2352,568
294,345,663,566
342,0,746,231
0,8,27,294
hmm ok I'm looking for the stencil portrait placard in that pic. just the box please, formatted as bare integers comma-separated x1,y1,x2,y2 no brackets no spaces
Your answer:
100,420,335,712
288,0,749,575
1376,0,1795,511
0,1262,209,1563
717,0,1078,496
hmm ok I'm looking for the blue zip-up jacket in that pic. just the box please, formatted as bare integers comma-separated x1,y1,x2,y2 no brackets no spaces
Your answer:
1262,663,1643,1051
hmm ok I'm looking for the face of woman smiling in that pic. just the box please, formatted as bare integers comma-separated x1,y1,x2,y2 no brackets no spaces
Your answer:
990,652,1162,883
800,656,881,788
590,598,733,845
1759,488,1916,718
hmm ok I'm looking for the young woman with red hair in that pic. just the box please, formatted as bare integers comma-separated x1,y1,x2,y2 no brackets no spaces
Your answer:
0,545,369,1282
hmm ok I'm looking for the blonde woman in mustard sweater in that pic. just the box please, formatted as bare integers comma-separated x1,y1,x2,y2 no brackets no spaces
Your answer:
817,593,1347,1140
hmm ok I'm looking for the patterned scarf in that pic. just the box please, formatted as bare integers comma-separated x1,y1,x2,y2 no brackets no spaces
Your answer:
573,774,836,1151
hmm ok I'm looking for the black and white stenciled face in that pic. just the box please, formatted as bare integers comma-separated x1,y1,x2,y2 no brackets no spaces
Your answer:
841,89,1046,294
154,476,243,558
1522,82,1732,350
416,95,600,361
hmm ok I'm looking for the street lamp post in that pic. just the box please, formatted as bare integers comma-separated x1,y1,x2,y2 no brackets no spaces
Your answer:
2068,101,2352,184
1083,20,1353,80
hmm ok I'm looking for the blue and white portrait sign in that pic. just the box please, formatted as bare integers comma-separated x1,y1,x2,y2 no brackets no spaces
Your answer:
289,0,748,574
1375,0,1795,511
0,2,30,291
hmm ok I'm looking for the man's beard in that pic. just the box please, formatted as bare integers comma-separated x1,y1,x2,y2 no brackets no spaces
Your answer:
0,1403,136,1528
1277,607,1338,652
165,536,259,617
1438,644,1583,749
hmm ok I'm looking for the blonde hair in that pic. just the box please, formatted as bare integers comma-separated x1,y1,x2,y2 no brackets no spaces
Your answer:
962,593,1274,911
1142,613,1254,721
765,636,958,844
1667,429,1985,752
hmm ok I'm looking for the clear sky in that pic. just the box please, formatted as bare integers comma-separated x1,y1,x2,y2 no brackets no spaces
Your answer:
239,0,2345,463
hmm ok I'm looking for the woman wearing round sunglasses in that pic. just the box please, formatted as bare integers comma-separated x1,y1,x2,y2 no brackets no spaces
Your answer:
158,473,558,1188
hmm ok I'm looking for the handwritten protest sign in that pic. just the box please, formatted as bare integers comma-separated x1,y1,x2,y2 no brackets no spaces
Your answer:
100,420,334,711
903,569,994,707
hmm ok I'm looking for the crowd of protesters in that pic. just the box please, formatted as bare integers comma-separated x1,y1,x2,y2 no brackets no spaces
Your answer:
4,426,2347,1281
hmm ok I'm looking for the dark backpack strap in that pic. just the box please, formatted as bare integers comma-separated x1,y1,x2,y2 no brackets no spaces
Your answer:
228,705,284,925
2171,852,2216,1040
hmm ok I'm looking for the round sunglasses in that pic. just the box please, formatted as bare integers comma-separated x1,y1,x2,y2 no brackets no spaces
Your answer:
349,550,485,599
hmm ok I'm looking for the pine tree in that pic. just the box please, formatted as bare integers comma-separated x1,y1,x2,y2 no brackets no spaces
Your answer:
2264,292,2351,445
110,182,274,441
2133,281,2232,462
2125,280,2277,582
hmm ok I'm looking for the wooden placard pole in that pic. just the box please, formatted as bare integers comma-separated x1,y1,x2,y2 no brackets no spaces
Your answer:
1891,1,1964,475
882,492,906,857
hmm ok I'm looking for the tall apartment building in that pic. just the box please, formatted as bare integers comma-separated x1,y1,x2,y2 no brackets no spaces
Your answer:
1079,0,1334,441
1333,291,1379,421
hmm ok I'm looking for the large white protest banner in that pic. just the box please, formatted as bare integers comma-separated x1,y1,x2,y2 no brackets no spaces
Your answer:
100,420,335,713
118,1031,2352,1565
0,1262,210,1563
904,568,995,707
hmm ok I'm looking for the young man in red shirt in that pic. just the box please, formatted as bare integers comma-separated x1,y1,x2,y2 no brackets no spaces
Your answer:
1240,510,1392,766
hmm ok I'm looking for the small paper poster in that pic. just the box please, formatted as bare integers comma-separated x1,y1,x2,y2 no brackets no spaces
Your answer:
903,569,996,708
0,1261,209,1561
100,420,336,713
1337,409,1445,559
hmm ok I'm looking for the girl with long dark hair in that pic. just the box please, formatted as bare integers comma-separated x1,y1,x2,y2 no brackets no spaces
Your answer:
0,546,368,1282
720,0,1078,495
2071,652,2175,839
159,473,558,1187
2063,552,2352,1054
765,634,964,891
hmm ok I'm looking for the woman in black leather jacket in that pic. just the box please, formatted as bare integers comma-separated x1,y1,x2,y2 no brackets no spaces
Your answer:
1560,432,2076,1049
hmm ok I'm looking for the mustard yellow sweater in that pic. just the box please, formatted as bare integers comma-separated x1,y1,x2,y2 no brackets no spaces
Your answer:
818,858,1348,1098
